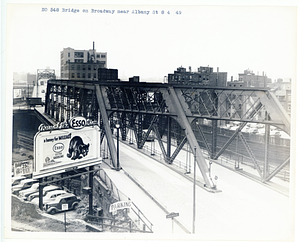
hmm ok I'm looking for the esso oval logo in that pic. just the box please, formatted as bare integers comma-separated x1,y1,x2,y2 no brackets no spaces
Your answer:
70,116,86,130
53,143,64,153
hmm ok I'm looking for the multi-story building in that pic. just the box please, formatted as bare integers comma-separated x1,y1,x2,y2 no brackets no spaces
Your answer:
27,73,37,86
238,69,271,88
60,43,107,80
268,80,291,116
168,66,227,87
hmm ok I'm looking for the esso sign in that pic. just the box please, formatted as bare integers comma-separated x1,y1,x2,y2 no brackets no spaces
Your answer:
70,116,86,130
53,143,64,153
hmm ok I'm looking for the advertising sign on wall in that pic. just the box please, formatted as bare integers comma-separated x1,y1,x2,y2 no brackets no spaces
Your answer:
14,160,33,176
33,118,101,178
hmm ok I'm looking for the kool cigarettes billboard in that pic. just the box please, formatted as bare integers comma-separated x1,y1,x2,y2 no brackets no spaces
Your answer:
34,117,101,178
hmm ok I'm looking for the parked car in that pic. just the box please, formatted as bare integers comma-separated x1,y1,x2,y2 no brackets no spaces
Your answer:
27,185,60,202
31,189,68,205
11,176,26,186
12,178,38,195
44,193,81,215
248,127,258,134
19,183,40,200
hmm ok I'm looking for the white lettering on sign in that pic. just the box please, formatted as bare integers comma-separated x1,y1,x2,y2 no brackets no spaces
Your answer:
62,203,68,211
69,116,86,130
109,201,132,213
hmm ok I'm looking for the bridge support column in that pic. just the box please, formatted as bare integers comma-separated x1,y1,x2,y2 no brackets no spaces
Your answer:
263,124,270,182
211,120,218,159
137,114,143,149
121,113,127,141
88,166,94,215
164,87,215,189
167,117,172,163
95,85,118,169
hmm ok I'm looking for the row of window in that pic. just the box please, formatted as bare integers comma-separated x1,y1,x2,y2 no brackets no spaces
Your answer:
62,65,98,71
71,73,97,79
62,63,106,71
66,52,106,59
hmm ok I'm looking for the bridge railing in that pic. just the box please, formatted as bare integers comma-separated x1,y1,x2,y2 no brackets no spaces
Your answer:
112,131,290,183
96,168,153,232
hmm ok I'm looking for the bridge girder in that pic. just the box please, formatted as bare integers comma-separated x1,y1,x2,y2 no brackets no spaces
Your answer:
44,80,291,186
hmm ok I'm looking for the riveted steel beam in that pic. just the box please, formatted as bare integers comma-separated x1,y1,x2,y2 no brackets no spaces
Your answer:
162,86,215,189
95,84,118,169
44,80,290,184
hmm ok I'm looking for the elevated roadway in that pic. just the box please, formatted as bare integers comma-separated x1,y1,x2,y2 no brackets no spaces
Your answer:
101,139,292,239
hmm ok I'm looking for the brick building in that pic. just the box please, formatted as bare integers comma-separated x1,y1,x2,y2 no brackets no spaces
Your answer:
60,42,107,80
168,66,227,87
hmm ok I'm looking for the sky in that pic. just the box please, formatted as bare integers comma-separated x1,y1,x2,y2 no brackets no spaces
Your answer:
5,1,297,83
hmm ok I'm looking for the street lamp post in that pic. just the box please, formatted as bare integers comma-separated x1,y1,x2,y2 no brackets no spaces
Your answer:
116,123,120,171
193,147,196,234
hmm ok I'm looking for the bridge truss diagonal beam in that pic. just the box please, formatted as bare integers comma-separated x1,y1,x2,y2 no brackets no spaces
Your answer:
163,86,215,189
213,102,263,160
95,84,117,168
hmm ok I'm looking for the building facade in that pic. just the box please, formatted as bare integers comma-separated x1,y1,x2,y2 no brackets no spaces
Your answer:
168,66,227,87
238,69,271,88
268,80,291,116
60,43,107,80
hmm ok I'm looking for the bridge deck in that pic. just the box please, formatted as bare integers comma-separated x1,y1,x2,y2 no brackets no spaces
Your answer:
103,141,292,238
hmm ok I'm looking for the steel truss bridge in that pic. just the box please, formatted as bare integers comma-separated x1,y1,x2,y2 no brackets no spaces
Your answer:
44,80,291,190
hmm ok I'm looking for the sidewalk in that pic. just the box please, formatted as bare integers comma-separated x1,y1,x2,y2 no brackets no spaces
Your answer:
102,141,293,240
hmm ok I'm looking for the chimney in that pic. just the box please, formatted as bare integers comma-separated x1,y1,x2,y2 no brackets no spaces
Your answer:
93,41,95,51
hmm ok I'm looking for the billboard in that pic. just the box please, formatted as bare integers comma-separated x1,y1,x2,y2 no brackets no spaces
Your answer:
34,120,101,178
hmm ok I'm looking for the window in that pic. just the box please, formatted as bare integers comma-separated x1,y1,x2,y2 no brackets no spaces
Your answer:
77,65,80,70
71,73,75,78
94,65,97,70
101,55,106,58
41,90,45,93
94,73,96,78
77,73,80,78
88,73,91,78
74,52,84,58
68,53,70,57
40,81,44,85
82,65,86,70
82,73,85,78
96,54,100,58
88,65,91,70
71,65,75,70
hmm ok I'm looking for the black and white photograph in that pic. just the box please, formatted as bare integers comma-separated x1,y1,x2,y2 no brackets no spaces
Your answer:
2,0,299,241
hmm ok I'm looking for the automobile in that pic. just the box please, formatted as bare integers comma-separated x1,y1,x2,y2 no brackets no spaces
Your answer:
31,189,68,205
19,183,40,200
257,128,265,136
11,176,26,186
27,185,60,202
270,130,281,136
44,193,81,215
248,127,258,134
242,126,251,133
229,126,239,131
12,178,38,195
